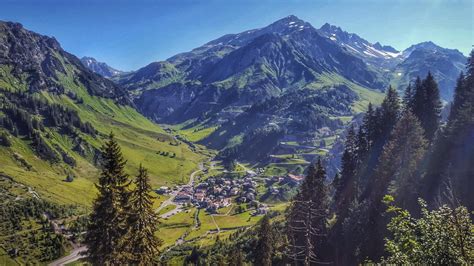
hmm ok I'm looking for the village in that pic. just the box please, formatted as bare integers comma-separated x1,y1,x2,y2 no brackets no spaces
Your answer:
156,169,305,216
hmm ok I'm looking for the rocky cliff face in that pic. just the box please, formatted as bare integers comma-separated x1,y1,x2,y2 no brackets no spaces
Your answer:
0,21,131,104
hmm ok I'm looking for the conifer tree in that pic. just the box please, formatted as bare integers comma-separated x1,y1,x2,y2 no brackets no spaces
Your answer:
380,86,401,140
228,246,245,266
448,72,466,122
424,51,474,210
373,111,428,209
411,76,424,117
421,72,442,141
361,103,376,147
334,126,358,208
83,133,129,265
287,159,329,265
410,73,442,141
255,215,274,266
364,111,428,260
403,83,414,110
122,164,162,265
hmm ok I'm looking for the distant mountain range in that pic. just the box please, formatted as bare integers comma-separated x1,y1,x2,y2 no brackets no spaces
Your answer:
108,15,466,162
80,56,124,78
317,23,466,100
11,15,466,165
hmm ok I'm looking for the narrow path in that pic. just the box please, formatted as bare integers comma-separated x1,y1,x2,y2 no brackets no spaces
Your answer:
210,215,220,233
48,246,86,266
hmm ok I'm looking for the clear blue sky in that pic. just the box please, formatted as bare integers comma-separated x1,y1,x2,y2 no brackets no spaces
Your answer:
1,0,472,71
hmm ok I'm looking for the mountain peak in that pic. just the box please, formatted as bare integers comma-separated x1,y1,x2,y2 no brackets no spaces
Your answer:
202,15,313,48
272,15,305,24
267,15,312,33
320,22,342,33
80,56,123,78
403,41,460,56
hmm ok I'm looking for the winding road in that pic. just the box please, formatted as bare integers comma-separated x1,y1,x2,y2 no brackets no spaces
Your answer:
49,161,212,265
48,246,86,266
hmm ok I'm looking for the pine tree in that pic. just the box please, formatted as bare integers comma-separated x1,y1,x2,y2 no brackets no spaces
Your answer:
83,133,130,265
287,159,329,265
122,164,162,265
364,111,428,260
228,246,245,266
255,215,274,266
448,72,466,122
411,76,424,117
362,103,376,148
424,51,474,210
421,72,442,141
403,83,414,110
364,87,401,185
380,86,401,140
334,126,358,208
410,73,442,141
373,111,428,209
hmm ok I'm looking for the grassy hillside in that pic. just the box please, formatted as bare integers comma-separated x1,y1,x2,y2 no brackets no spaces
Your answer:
0,54,204,207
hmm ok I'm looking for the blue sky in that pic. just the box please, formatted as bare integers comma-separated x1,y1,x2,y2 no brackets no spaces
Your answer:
1,0,471,71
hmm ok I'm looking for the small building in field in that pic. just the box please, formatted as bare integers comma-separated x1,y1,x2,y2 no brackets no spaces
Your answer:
156,186,170,194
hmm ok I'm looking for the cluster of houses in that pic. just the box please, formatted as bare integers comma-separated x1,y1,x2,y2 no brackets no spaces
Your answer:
156,172,305,215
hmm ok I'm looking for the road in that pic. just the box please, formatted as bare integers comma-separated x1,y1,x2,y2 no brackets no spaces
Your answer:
50,161,211,264
155,161,216,216
155,163,204,215
49,246,86,266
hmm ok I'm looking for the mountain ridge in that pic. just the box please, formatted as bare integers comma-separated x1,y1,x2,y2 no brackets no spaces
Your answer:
81,56,124,78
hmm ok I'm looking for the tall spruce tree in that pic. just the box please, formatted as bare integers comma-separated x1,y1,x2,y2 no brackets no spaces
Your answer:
373,111,428,209
228,246,245,266
122,164,162,265
255,215,274,266
363,110,428,260
448,72,466,122
364,86,401,185
409,73,442,141
334,126,358,209
362,103,377,148
403,83,414,110
287,159,329,265
424,51,474,209
421,72,442,141
380,86,401,140
84,133,129,265
411,76,424,117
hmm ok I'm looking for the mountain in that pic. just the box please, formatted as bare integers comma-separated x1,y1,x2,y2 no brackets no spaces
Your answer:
389,42,466,100
318,23,402,69
0,21,202,206
116,15,465,164
117,16,388,162
318,24,466,100
81,56,124,78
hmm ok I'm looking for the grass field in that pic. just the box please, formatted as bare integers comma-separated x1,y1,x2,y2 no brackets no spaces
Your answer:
308,72,384,113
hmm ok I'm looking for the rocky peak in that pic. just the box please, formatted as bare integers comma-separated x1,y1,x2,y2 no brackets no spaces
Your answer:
80,56,123,78
0,21,131,104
